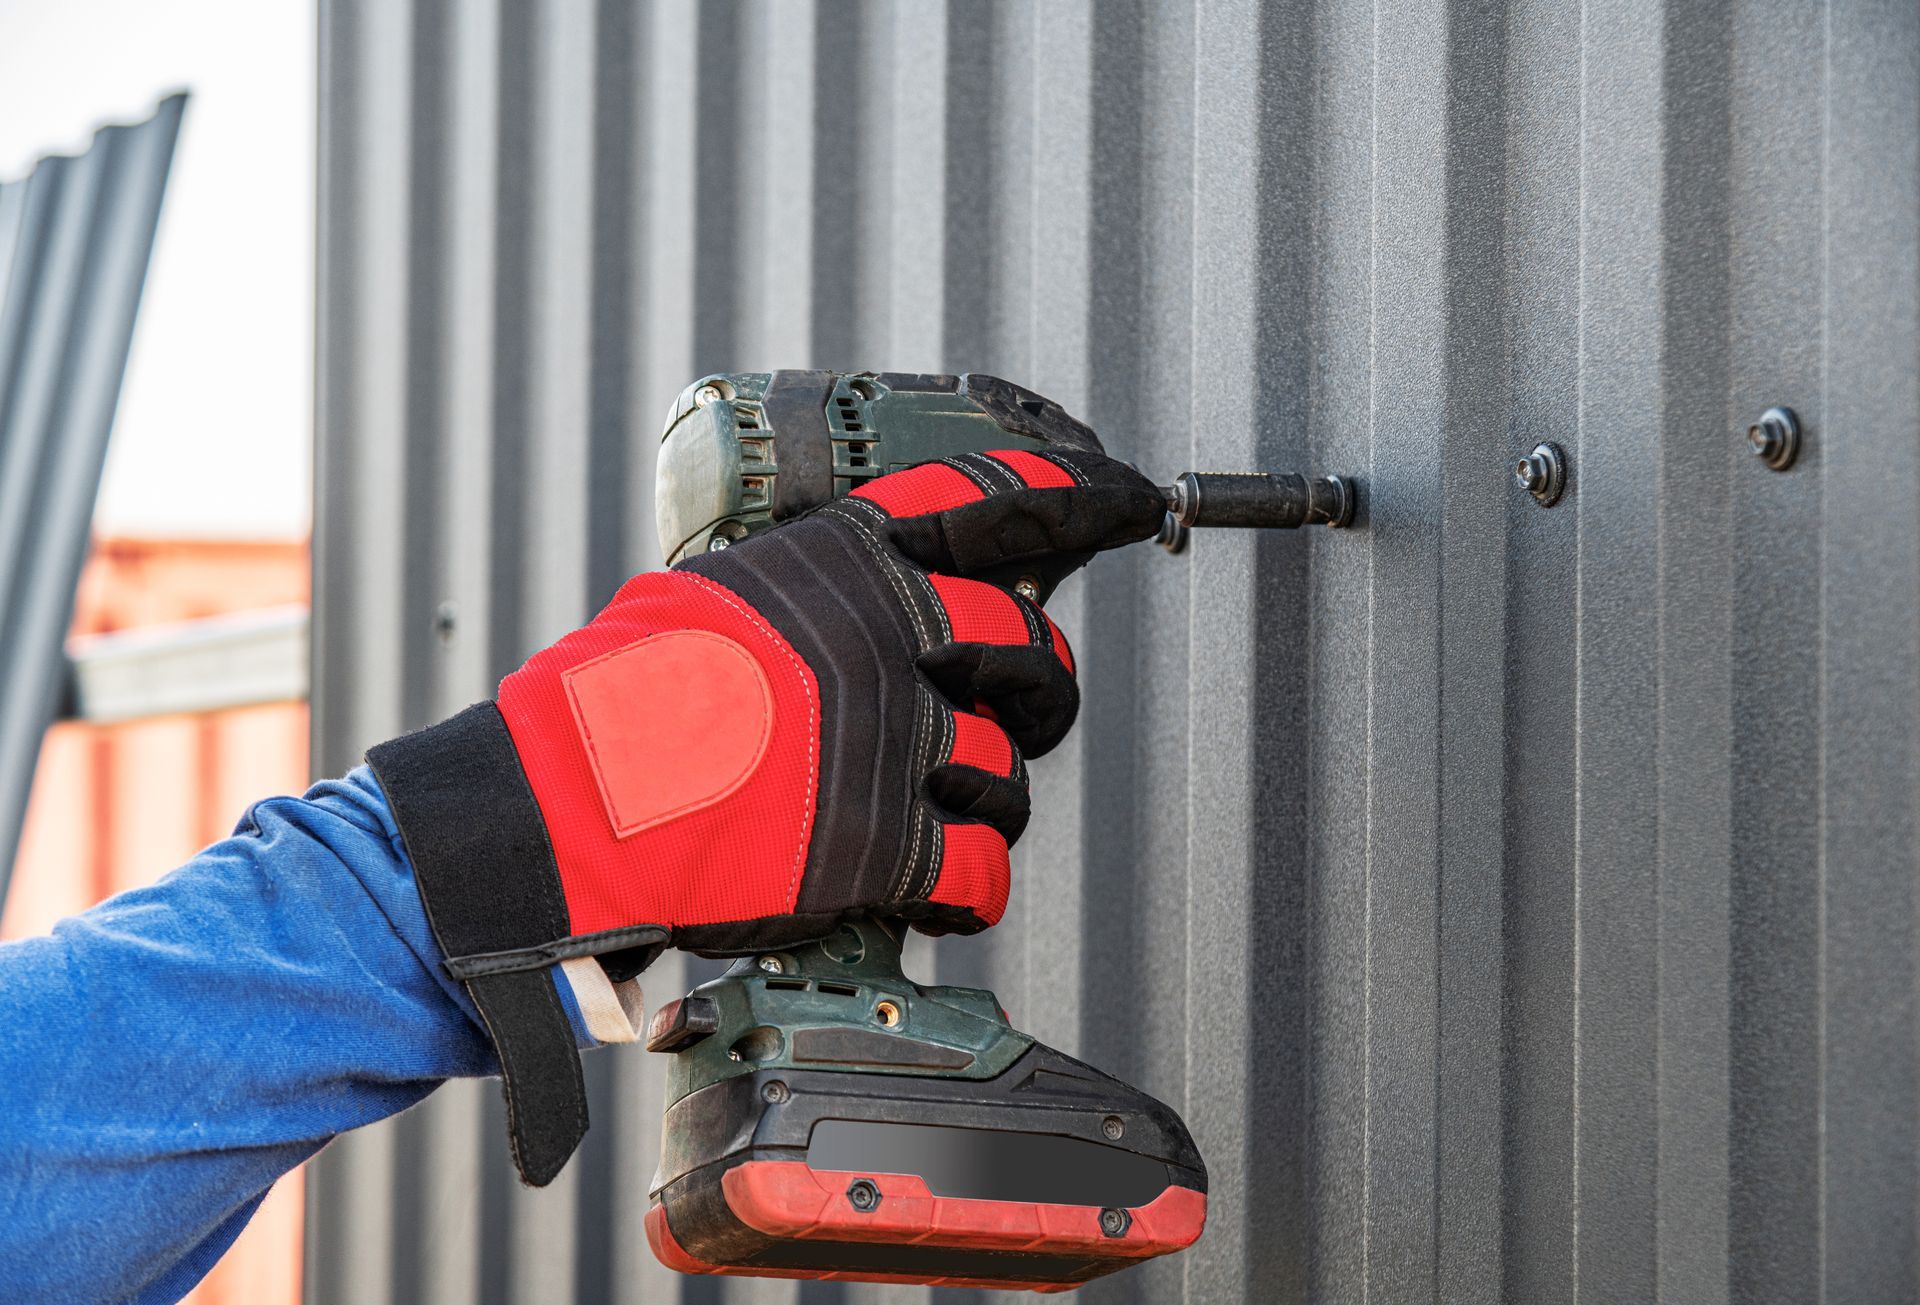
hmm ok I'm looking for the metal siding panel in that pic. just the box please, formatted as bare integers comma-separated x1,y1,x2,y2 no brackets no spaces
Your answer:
1575,0,1665,1295
1184,5,1263,1301
1436,3,1512,1296
1367,0,1450,1292
1654,2,1735,1299
1499,1,1582,1297
886,1,946,373
0,97,182,901
1821,2,1920,1299
440,0,506,717
307,3,1920,1301
1303,1,1377,1296
1725,2,1825,1300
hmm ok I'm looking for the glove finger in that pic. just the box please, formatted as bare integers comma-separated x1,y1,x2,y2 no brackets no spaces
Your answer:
923,706,1030,845
917,641,1078,757
924,765,1031,846
913,819,1011,934
916,573,1078,754
857,449,1167,578
925,572,1075,673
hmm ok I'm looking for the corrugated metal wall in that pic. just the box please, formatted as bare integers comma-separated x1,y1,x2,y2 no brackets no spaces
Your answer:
0,95,185,895
308,3,1920,1302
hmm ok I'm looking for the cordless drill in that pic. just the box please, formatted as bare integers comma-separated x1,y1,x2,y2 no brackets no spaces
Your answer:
644,370,1350,1291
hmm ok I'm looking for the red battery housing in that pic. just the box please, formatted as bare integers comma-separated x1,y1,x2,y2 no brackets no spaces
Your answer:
646,1044,1208,1290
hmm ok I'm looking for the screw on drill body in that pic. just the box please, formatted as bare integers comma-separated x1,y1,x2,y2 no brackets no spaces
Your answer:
1100,1207,1132,1238
847,1179,882,1212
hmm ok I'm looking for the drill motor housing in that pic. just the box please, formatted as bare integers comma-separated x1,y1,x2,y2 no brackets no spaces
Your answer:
655,370,1105,566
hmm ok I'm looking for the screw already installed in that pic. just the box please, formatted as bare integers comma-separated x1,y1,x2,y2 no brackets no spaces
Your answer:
1515,442,1567,507
1100,1207,1133,1238
846,1179,882,1213
1747,406,1800,471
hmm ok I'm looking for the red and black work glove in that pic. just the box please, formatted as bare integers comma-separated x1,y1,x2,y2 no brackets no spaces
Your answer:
366,448,1164,1184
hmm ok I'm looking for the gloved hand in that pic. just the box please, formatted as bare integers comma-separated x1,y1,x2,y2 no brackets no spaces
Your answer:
367,447,1164,1184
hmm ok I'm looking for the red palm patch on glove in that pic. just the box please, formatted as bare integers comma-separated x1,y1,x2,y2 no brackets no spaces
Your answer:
500,572,820,936
564,630,773,838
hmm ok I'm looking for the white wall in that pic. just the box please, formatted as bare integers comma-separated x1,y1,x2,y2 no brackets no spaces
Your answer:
0,0,313,538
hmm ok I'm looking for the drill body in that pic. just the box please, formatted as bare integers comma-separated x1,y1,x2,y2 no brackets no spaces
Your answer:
644,370,1214,1290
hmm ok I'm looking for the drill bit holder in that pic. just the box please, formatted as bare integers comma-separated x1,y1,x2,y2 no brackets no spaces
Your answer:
1156,471,1354,553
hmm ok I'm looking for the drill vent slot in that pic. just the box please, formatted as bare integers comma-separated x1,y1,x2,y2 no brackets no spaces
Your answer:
737,437,770,462
740,475,769,507
764,978,809,992
817,982,859,997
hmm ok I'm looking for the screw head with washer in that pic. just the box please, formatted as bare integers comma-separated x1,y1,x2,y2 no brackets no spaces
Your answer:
1746,406,1801,471
846,1179,881,1212
1515,442,1568,507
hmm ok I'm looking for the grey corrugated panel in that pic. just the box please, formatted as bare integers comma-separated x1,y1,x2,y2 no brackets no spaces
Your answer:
305,2,1920,1302
0,95,184,897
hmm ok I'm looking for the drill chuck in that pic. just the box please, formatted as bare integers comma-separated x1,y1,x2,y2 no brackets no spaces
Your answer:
1162,471,1355,531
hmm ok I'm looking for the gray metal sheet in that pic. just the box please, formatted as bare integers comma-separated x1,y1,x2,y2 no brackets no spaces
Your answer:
0,95,185,896
307,3,1920,1301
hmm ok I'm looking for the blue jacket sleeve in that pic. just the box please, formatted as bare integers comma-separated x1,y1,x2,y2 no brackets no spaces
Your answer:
0,767,594,1304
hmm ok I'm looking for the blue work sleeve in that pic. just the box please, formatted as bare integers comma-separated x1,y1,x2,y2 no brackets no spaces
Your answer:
0,767,596,1304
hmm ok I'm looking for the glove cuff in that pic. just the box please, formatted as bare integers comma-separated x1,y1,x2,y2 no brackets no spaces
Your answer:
366,702,665,1186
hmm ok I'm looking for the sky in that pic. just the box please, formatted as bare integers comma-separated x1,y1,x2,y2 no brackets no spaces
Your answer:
0,0,313,539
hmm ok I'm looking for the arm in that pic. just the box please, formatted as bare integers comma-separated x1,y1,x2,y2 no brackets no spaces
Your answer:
0,768,596,1304
0,449,1162,1301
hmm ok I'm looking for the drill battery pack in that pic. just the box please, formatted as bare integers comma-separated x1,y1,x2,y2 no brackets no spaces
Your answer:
642,922,1207,1291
